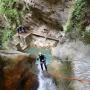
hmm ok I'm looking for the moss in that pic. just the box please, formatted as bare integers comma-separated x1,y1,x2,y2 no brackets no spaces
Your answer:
0,28,14,49
65,0,90,44
81,31,90,44
66,0,86,32
0,0,31,48
48,60,73,90
57,57,74,90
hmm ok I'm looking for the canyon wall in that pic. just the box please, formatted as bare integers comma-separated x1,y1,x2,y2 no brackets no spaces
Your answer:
0,50,38,90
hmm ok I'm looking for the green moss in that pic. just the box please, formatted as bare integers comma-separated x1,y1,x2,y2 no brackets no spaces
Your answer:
0,0,31,48
0,0,23,27
66,0,86,32
65,0,90,44
59,57,74,90
61,58,73,77
1,28,14,48
81,31,90,44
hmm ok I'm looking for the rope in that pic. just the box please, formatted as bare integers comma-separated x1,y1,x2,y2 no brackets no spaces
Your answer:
62,76,90,83
49,72,90,83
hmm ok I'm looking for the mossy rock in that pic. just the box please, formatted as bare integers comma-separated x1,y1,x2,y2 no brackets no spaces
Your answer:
82,32,90,44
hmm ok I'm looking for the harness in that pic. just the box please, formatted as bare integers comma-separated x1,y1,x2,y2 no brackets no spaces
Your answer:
39,54,46,62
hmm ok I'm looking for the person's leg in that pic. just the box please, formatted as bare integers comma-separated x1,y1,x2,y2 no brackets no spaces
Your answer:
40,62,43,71
22,28,25,33
21,27,26,33
17,28,20,33
23,27,27,33
19,27,23,33
18,29,21,33
44,62,47,71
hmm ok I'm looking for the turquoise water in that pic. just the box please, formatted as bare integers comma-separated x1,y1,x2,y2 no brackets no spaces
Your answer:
25,48,52,64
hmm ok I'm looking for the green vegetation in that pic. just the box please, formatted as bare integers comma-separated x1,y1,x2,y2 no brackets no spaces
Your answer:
60,57,74,90
0,0,25,28
65,0,90,44
0,0,20,48
1,29,14,48
81,31,90,44
54,57,74,90
0,0,31,49
66,0,86,32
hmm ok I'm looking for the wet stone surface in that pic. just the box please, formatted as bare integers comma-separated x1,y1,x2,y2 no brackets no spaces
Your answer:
73,59,90,90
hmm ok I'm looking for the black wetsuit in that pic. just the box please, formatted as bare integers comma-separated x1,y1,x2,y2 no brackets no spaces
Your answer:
17,26,26,33
39,54,47,71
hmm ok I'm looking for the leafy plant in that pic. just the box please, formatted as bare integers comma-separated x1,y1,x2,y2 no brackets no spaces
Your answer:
0,0,30,48
0,0,23,27
66,0,86,32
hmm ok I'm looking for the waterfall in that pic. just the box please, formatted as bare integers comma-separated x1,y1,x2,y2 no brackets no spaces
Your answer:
37,64,57,90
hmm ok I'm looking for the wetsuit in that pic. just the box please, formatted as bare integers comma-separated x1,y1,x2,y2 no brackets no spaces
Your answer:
17,26,26,33
39,54,47,71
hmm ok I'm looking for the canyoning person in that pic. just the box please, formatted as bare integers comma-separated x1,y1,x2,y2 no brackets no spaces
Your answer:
17,25,27,34
37,53,47,71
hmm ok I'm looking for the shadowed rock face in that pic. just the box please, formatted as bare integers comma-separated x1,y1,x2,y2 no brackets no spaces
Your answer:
25,6,63,30
24,0,74,29
84,6,90,26
0,51,39,90
34,8,62,30
43,0,62,5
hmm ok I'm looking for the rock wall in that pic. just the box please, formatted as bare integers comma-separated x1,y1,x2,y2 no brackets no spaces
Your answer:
5,0,75,50
0,50,38,90
24,0,74,28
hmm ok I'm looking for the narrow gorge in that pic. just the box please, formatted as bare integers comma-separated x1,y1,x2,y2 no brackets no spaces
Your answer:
0,0,90,90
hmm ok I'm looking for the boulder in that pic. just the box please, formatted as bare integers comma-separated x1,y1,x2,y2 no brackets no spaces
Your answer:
0,50,38,90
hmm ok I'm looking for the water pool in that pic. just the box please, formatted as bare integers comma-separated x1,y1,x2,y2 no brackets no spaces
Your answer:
25,47,52,64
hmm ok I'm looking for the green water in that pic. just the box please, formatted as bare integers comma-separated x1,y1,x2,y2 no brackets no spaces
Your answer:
25,47,52,64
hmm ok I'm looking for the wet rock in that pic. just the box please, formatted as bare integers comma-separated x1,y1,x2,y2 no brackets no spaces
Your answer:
0,50,39,90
